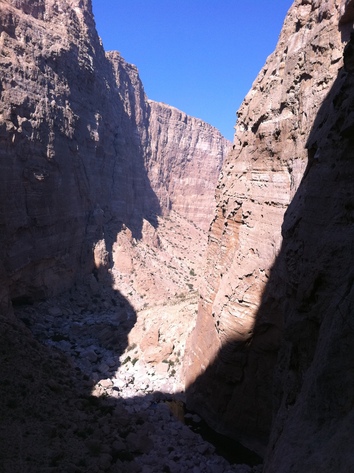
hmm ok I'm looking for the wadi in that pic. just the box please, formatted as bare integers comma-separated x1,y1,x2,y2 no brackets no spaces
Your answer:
1,1,353,472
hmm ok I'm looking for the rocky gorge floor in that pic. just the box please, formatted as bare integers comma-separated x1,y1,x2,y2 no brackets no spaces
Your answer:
0,284,263,473
0,208,264,472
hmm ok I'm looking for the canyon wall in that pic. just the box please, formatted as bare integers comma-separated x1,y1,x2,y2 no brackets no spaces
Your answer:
264,40,354,473
185,0,354,468
107,51,231,232
0,0,229,316
147,101,230,231
95,50,231,309
0,0,155,312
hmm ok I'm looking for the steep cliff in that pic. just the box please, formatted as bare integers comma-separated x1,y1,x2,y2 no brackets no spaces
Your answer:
0,0,229,317
147,100,230,231
107,51,231,232
185,0,354,466
0,2,233,470
0,0,159,313
104,50,230,308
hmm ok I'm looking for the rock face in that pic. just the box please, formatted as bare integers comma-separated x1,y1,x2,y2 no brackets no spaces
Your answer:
185,0,354,467
104,51,230,309
107,51,231,232
263,59,354,473
147,100,230,231
0,0,229,315
110,211,209,311
0,0,156,311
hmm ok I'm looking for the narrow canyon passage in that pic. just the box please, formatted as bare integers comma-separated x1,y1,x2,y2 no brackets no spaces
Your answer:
1,1,354,472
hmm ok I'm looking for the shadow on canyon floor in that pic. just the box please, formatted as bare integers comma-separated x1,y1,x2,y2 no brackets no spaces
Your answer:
0,278,260,472
0,278,137,471
185,65,354,467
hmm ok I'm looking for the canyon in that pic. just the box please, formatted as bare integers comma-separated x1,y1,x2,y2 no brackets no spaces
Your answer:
1,0,354,472
0,0,229,313
185,0,354,472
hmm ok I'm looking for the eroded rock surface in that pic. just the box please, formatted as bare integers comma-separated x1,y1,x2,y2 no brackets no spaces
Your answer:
105,51,230,307
0,0,229,315
185,0,354,466
111,211,207,310
0,1,232,471
107,51,231,232
147,100,230,230
0,0,158,311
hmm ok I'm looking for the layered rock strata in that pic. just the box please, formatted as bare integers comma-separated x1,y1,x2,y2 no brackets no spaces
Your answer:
263,6,354,470
107,51,231,232
0,0,229,315
147,100,230,231
0,2,231,470
105,51,230,307
0,0,156,311
185,0,354,464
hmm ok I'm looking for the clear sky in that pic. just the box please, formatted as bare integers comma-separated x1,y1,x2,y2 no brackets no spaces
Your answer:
92,1,293,142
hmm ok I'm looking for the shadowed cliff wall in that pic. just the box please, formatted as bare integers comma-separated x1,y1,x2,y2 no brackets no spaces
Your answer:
0,0,229,316
185,0,354,465
0,0,161,314
263,54,354,473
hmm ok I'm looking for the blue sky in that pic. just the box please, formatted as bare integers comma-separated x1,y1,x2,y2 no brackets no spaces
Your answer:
92,1,293,141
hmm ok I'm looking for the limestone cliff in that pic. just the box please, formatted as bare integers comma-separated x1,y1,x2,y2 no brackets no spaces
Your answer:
0,2,232,470
147,101,230,231
185,0,354,467
0,0,157,312
0,0,229,316
102,51,230,309
107,51,231,232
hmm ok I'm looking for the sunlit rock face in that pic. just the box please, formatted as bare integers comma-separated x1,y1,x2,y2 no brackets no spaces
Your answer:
107,51,231,231
147,101,231,231
103,51,230,308
185,0,354,461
